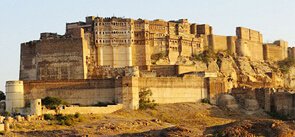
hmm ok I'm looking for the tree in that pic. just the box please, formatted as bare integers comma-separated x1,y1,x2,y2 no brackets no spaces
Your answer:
0,91,5,101
139,88,157,109
42,96,68,109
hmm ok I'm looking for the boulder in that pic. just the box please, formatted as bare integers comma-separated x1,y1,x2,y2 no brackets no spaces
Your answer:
217,94,239,110
244,99,260,111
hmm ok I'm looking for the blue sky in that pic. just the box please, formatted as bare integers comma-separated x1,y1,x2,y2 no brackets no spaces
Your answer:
0,0,294,91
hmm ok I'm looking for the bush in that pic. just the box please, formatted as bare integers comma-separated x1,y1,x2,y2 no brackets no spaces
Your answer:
278,57,295,73
2,111,10,117
44,114,55,120
94,101,115,107
43,113,83,126
74,112,80,118
0,91,5,101
55,114,75,126
139,88,157,110
201,98,211,104
191,50,217,63
42,96,68,109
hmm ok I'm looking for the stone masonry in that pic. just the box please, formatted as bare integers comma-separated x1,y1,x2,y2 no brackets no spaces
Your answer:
20,16,290,81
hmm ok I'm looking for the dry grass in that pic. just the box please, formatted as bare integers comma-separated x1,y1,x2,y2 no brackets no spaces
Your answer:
5,102,284,137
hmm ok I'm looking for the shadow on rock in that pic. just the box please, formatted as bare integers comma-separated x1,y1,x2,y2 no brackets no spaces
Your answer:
204,119,295,137
13,129,82,137
115,126,197,137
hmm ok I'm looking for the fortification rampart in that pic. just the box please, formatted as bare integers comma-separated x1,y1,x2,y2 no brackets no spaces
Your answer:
23,79,118,106
19,16,292,81
236,27,264,61
6,76,225,113
20,36,89,81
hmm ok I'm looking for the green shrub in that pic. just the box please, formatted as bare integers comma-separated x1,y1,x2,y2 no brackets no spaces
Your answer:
44,113,83,126
42,96,68,109
74,112,80,118
139,88,157,110
278,57,295,73
0,91,5,101
191,50,217,64
43,114,55,120
3,111,10,117
55,114,75,126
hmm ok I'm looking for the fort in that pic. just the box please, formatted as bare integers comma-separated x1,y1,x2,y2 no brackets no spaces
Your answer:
5,16,295,119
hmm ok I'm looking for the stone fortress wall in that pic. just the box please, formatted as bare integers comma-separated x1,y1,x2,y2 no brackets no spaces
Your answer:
7,76,220,112
236,27,264,61
20,16,292,81
6,16,295,116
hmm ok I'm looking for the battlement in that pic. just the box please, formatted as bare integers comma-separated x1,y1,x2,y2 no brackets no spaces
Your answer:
236,27,263,42
197,24,213,35
40,32,63,40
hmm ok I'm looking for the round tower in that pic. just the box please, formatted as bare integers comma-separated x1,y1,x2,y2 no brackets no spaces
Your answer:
5,81,25,113
30,99,42,116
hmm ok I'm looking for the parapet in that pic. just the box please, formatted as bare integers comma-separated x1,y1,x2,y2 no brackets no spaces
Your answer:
236,27,263,42
197,24,212,35
40,32,62,40
21,40,39,47
274,40,288,47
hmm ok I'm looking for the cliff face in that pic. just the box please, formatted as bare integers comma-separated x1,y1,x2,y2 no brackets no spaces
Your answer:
285,66,295,89
181,51,293,90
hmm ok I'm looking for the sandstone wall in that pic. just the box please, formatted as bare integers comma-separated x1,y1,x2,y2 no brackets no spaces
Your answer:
148,65,178,76
20,37,88,80
23,79,117,106
236,27,263,61
263,44,284,61
208,78,227,104
197,24,212,35
272,92,295,119
20,75,227,110
137,77,207,103
208,35,228,51
20,41,38,80
177,65,197,74
203,35,237,55
45,104,124,114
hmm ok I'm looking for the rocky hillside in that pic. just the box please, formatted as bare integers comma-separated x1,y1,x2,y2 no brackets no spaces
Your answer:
173,50,295,90
5,103,295,137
